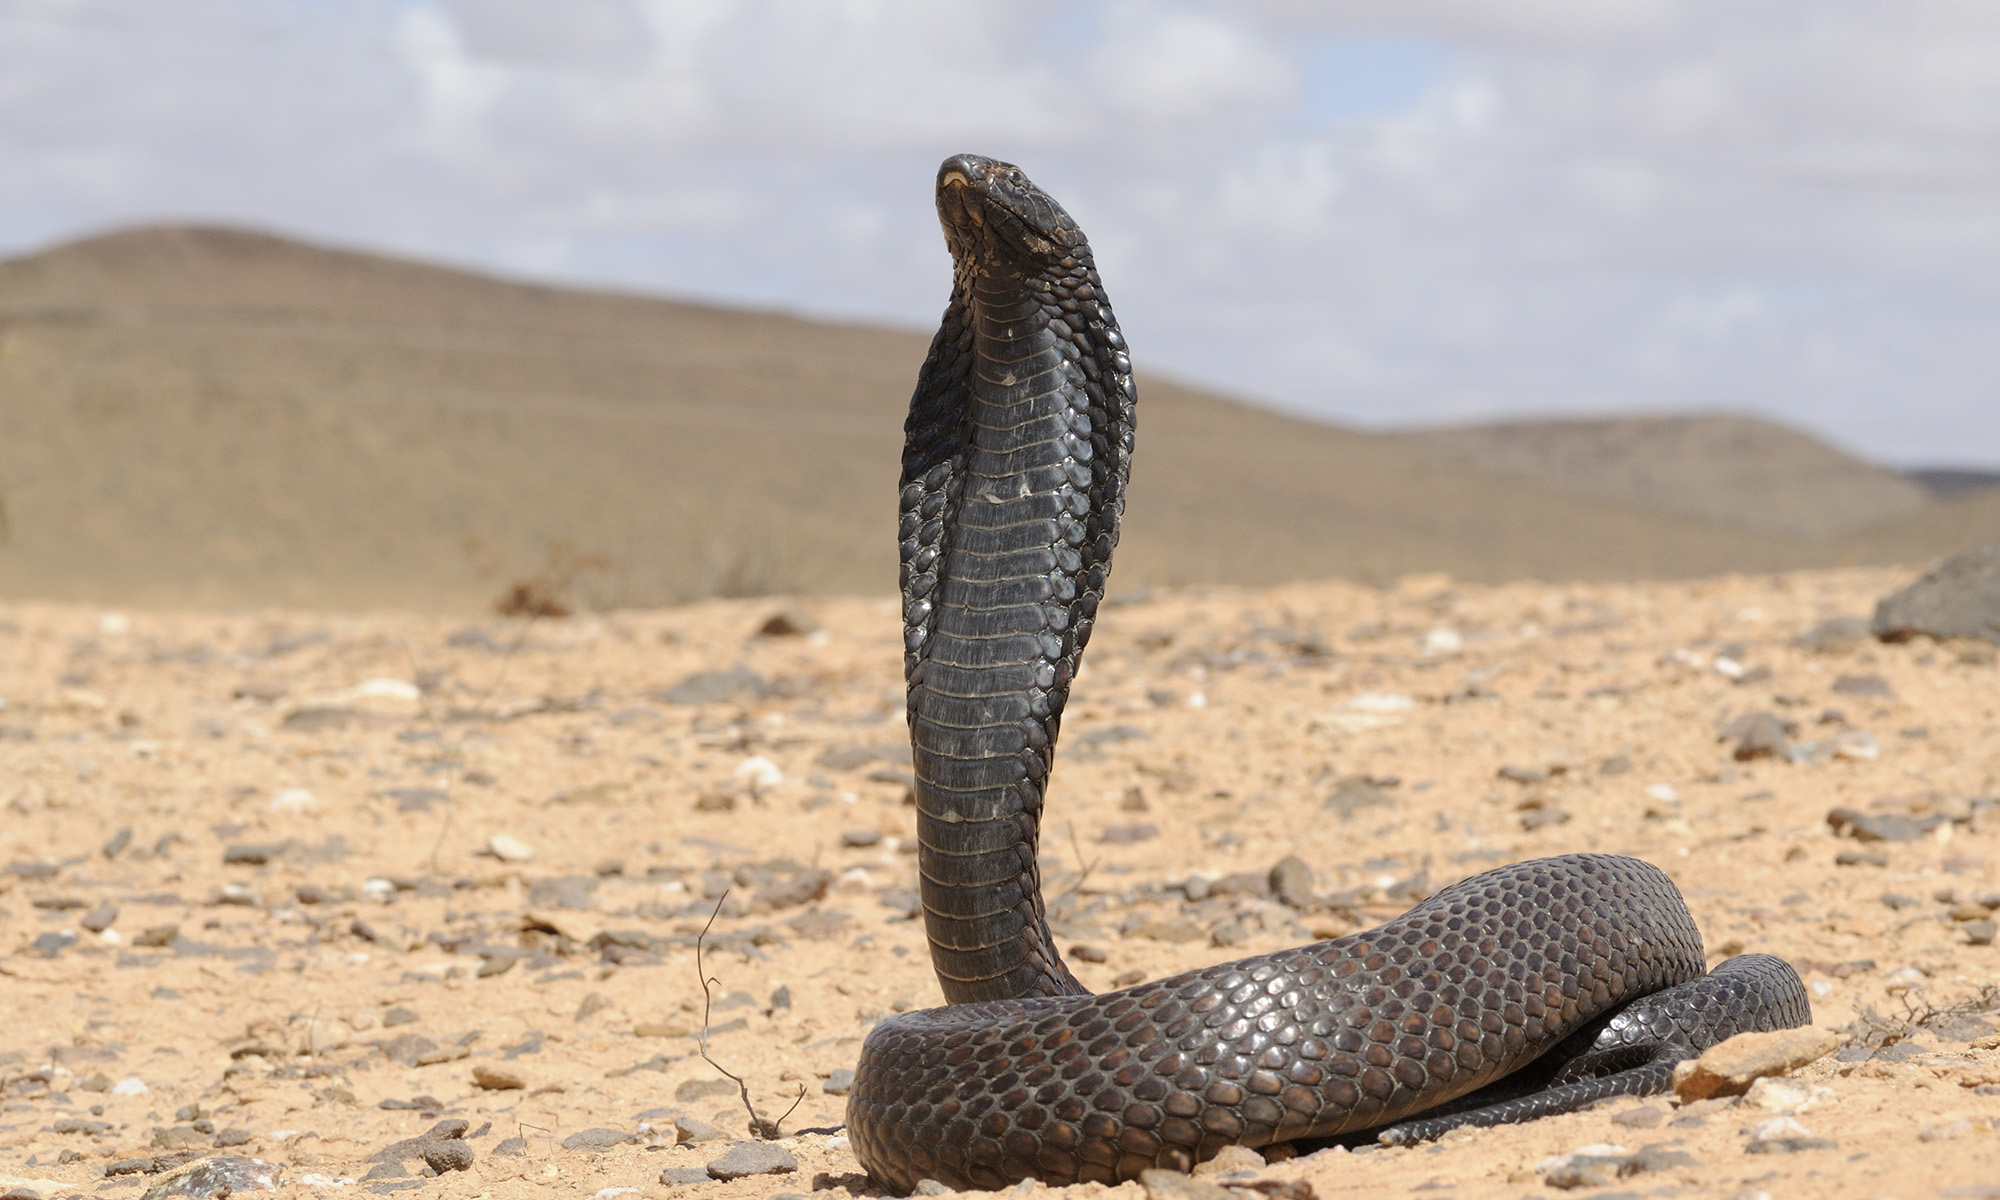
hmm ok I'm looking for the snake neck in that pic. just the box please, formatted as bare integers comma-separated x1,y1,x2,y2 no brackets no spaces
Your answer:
900,249,1135,1005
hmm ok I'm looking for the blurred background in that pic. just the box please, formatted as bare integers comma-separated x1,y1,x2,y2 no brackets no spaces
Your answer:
3,0,1998,612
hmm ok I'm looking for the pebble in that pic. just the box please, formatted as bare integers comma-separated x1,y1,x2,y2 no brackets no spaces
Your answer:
29,931,76,956
420,1140,474,1174
1268,855,1315,909
1872,544,2000,645
1741,1076,1834,1112
658,1167,710,1186
1101,823,1159,845
757,609,820,637
1323,778,1394,820
560,1128,635,1152
656,666,768,705
471,1065,525,1090
1744,1115,1836,1154
1830,673,1894,698
840,829,882,847
1826,807,1927,843
137,1156,281,1200
1966,918,1998,946
1672,1027,1843,1100
486,833,534,863
1608,1105,1667,1128
1799,615,1871,652
490,1137,528,1157
673,1117,727,1143
821,1068,856,1096
80,902,119,933
912,1182,954,1196
705,1141,798,1180
1729,712,1791,760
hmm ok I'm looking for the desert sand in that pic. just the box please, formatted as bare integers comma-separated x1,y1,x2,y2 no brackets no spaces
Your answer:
3,565,1999,1200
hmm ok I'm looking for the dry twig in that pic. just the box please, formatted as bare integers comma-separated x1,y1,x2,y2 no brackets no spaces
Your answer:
696,892,805,1138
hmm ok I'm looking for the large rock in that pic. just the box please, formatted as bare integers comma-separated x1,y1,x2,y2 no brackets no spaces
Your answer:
1873,545,2000,646
1672,1027,1843,1101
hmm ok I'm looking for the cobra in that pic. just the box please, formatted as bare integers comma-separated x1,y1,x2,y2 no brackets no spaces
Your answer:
845,153,1809,1192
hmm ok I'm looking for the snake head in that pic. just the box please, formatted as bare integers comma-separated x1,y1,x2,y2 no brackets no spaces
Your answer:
936,153,1086,269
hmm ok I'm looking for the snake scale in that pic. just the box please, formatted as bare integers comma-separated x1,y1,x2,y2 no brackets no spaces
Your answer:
845,154,1811,1192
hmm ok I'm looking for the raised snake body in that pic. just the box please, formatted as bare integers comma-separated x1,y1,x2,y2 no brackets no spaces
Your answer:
845,154,1810,1191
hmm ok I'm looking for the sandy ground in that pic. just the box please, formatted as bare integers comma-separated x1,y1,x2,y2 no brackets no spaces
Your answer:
2,566,1998,1200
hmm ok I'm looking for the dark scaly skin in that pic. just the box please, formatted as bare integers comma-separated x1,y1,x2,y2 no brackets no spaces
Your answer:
846,155,1812,1192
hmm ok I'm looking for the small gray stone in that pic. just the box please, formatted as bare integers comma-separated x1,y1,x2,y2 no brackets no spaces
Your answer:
211,1129,252,1149
912,1182,955,1197
1966,918,1997,946
1609,1104,1667,1128
490,1137,528,1157
361,1163,407,1182
658,1167,711,1186
1831,673,1895,699
1268,855,1315,909
705,1141,798,1180
138,1156,282,1200
29,930,77,956
421,1139,474,1173
1730,712,1791,761
1323,779,1393,820
820,1068,856,1097
1800,615,1872,652
106,1158,155,1177
80,902,119,933
673,1116,727,1143
1746,1136,1837,1154
560,1127,634,1152
655,666,767,705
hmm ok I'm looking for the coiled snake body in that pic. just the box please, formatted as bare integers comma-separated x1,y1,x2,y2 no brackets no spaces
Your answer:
846,154,1810,1191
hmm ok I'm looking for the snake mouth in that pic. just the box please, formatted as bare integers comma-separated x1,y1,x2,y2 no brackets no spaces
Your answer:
935,153,1082,260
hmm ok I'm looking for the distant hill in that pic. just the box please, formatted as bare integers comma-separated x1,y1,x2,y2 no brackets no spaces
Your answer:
1382,415,1934,540
1905,467,2000,501
1,225,1994,612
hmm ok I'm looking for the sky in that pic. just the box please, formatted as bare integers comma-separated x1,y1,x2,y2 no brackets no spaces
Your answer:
5,0,2000,468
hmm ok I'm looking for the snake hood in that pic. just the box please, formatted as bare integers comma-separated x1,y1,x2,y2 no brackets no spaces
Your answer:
936,153,1087,268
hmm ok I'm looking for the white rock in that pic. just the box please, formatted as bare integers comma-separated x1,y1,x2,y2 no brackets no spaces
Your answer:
97,612,130,636
360,877,397,903
1423,628,1464,656
734,755,783,789
271,786,317,813
1645,783,1679,802
1743,1075,1835,1112
1748,1116,1815,1143
488,833,535,863
1832,729,1880,760
835,867,873,894
112,1077,148,1096
351,677,421,701
1345,691,1416,712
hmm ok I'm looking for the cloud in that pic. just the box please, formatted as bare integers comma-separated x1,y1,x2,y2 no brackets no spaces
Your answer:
1,0,1997,465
